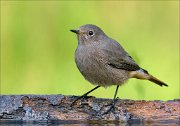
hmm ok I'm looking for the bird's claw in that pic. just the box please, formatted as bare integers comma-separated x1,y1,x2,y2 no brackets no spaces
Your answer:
70,95,93,107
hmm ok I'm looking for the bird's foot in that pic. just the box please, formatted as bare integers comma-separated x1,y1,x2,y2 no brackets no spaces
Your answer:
70,95,93,107
70,86,101,107
101,98,119,115
102,104,115,115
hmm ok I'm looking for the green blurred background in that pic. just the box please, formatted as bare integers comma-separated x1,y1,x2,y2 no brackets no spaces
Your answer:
1,1,179,100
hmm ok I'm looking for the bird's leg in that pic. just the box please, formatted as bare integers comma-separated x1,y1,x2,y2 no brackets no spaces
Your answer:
102,85,119,115
71,86,100,107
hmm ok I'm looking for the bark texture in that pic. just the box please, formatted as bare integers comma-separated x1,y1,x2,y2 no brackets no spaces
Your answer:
0,95,179,125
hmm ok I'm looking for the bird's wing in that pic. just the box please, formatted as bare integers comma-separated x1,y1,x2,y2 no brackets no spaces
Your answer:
102,39,140,71
107,56,140,71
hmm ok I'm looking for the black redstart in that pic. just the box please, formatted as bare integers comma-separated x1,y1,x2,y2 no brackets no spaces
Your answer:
70,24,168,114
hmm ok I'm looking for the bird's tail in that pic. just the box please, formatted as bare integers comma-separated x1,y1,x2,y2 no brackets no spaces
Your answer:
129,69,168,87
148,74,168,87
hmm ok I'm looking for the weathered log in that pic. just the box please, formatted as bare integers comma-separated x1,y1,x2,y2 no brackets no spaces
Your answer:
0,95,179,125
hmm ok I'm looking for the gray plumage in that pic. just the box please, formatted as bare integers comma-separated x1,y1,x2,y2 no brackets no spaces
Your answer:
71,24,167,87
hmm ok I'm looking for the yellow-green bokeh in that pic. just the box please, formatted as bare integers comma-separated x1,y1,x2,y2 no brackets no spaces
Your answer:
1,1,179,100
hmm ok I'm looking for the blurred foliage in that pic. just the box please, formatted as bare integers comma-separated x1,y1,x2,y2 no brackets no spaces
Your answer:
1,1,179,100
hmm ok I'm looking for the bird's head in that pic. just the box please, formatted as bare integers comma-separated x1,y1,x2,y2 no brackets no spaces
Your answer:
70,24,106,45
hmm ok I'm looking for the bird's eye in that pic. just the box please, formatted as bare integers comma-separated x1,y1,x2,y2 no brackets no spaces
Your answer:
88,30,94,36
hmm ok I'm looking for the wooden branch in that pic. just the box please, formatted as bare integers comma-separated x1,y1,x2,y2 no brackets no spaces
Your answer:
0,95,179,125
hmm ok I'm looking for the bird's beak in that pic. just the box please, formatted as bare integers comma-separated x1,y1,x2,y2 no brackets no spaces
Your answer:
70,29,80,34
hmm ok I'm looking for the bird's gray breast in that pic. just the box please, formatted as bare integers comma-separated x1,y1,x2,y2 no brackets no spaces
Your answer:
75,44,110,85
75,44,128,86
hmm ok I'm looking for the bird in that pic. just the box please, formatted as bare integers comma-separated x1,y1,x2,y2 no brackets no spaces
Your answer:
70,24,168,114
